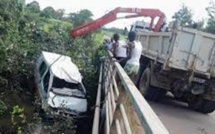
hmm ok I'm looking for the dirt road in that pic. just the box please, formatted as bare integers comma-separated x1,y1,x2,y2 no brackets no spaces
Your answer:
149,95,215,134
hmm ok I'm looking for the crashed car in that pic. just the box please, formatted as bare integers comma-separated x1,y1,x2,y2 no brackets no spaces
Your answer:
34,51,87,117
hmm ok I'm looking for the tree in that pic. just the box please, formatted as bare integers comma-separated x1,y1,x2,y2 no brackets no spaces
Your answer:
193,20,204,30
68,9,93,27
39,7,65,20
172,4,193,27
40,6,55,18
123,27,128,35
54,9,65,20
205,1,215,34
206,1,215,19
17,0,25,12
26,1,40,13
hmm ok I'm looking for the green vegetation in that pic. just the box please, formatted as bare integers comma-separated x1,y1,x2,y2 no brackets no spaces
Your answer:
172,4,194,27
205,1,215,34
0,0,104,133
0,99,7,116
11,105,26,126
172,2,215,33
102,27,127,39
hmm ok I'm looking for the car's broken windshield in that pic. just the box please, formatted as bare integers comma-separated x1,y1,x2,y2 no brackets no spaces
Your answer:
52,76,79,89
52,76,85,98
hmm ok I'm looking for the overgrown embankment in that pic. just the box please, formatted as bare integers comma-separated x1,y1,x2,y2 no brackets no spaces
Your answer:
0,0,105,133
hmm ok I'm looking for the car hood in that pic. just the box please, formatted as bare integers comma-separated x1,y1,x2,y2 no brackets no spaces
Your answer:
47,91,87,114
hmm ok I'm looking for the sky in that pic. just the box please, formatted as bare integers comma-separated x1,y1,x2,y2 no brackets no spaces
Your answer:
26,0,213,29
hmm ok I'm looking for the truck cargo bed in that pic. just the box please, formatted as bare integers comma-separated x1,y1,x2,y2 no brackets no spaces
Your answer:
137,27,215,78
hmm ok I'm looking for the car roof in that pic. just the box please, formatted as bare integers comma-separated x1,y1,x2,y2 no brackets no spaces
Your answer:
41,51,82,84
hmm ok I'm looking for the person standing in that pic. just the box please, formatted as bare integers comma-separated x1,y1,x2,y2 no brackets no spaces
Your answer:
103,38,113,51
112,33,127,67
124,31,142,83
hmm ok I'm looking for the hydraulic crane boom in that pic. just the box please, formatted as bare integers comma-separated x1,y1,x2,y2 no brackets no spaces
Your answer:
70,7,166,38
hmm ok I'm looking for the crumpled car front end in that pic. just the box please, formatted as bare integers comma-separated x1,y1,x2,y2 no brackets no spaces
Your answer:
47,88,87,116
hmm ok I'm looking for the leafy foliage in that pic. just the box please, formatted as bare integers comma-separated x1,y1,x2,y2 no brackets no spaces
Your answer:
26,1,40,13
0,99,7,116
40,6,56,18
0,0,102,133
206,1,215,34
172,4,193,27
11,105,26,126
172,4,205,30
68,9,93,27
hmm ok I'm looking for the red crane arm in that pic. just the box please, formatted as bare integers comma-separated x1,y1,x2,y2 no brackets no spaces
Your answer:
70,7,166,37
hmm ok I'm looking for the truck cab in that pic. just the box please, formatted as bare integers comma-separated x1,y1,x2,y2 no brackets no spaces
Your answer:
130,21,151,32
130,20,168,33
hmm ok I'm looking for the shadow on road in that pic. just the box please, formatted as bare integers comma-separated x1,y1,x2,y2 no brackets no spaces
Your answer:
147,93,214,134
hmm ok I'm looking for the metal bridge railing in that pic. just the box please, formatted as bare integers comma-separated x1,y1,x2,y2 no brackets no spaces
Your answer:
92,51,169,134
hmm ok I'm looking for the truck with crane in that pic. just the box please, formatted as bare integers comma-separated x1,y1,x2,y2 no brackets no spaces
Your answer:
70,7,166,37
70,7,215,113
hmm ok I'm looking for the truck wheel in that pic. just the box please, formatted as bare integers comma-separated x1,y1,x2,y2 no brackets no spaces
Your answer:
139,68,150,96
188,97,215,114
138,68,166,101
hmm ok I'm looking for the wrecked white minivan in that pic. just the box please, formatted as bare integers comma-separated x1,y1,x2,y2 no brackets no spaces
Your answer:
34,51,87,117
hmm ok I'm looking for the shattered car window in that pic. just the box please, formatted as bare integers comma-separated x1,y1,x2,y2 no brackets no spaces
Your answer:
52,76,86,98
52,76,79,89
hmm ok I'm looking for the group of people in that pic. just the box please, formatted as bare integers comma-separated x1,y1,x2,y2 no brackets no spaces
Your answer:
103,31,142,83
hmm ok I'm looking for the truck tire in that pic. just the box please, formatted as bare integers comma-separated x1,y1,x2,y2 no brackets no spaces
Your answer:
188,97,215,114
138,68,166,101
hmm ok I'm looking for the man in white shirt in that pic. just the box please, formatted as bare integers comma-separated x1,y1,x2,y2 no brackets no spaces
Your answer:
124,31,142,83
112,33,127,67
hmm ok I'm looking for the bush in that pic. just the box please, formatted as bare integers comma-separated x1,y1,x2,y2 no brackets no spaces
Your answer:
0,99,7,116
